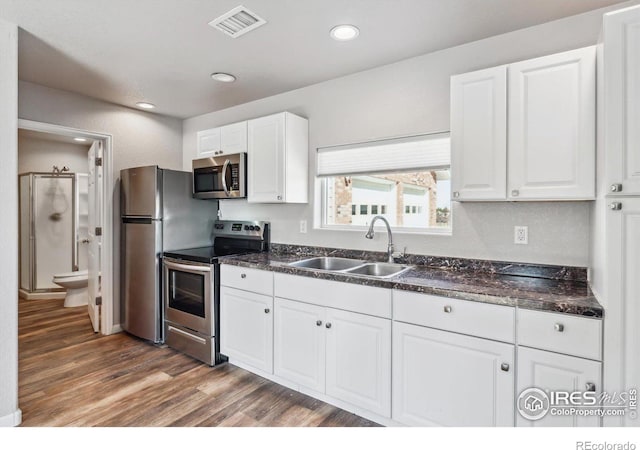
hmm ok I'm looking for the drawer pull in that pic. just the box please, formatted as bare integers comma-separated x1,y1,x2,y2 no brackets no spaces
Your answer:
501,363,510,372
325,322,332,329
585,382,596,392
554,323,564,332
316,320,322,327
264,308,270,314
443,305,452,313
240,273,247,279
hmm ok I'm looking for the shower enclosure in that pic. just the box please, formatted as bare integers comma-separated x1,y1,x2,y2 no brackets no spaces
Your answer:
19,172,82,295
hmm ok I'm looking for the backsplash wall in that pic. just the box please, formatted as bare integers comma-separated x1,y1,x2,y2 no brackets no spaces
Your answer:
181,4,627,267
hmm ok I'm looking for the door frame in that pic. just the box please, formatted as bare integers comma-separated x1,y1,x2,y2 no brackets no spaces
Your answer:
18,118,115,335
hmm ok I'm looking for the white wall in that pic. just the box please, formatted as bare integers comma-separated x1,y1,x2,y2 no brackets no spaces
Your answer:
18,81,184,325
183,4,631,267
0,18,20,426
18,133,89,174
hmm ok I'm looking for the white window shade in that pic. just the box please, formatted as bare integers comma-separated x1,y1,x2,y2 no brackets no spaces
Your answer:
317,132,450,177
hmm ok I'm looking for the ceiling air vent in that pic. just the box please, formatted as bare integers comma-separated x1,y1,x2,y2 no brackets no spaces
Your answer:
209,5,266,38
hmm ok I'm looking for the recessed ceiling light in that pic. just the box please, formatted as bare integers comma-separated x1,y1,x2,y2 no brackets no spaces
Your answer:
73,137,87,142
330,24,359,41
211,72,236,83
136,102,155,109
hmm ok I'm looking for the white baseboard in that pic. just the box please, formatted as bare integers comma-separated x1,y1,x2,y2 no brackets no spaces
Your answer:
19,289,66,300
0,409,22,427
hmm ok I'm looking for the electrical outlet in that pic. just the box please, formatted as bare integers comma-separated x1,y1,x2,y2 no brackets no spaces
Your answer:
299,220,307,234
514,226,528,245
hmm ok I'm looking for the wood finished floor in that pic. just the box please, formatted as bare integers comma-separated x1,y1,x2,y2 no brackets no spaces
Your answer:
18,298,379,427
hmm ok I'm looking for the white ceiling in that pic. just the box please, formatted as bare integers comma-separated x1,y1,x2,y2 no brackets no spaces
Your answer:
19,128,94,146
0,0,623,118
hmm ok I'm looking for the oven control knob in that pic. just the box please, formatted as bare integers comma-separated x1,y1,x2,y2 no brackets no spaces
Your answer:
244,225,249,231
249,225,255,231
254,226,260,232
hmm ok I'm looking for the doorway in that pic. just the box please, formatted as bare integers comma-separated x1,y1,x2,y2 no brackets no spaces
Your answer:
17,119,114,335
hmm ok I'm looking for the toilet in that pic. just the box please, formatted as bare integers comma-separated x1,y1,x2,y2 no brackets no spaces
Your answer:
52,270,89,307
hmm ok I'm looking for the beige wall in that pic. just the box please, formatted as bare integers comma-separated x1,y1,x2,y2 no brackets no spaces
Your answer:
18,81,184,326
18,133,90,174
181,4,635,267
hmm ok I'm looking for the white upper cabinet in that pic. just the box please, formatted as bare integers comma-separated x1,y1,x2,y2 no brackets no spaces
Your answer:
508,47,596,200
196,121,248,158
604,7,640,196
247,112,308,203
451,66,508,201
450,47,596,201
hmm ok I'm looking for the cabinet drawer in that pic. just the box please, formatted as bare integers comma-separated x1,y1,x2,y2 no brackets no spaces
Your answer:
274,273,391,318
517,309,602,360
220,265,273,296
393,290,515,343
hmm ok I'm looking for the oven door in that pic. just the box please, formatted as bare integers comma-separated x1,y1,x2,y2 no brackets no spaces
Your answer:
163,258,214,336
192,154,246,199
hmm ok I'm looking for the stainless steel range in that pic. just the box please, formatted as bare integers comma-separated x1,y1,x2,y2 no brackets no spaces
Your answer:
162,220,269,366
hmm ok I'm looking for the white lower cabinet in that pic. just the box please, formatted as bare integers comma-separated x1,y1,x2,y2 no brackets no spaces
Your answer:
273,297,392,417
392,321,515,426
325,308,392,416
517,346,602,427
274,298,326,392
220,286,273,373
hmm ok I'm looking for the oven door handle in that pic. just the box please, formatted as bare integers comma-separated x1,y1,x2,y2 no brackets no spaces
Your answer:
163,260,212,273
221,159,231,197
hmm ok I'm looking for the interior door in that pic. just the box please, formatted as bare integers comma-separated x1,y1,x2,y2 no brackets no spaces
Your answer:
87,141,102,332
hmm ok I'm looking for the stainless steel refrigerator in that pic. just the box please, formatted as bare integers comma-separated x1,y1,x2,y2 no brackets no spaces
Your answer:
120,166,218,343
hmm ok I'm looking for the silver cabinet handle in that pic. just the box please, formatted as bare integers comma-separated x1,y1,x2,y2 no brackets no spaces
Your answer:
554,323,564,332
277,195,283,201
610,183,623,192
264,308,270,314
610,202,622,211
316,320,322,327
501,363,510,372
325,323,332,329
240,273,247,279
585,382,596,392
453,191,460,198
443,305,452,313
511,189,520,197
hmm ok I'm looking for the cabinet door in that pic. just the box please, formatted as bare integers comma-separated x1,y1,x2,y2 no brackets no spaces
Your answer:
604,7,640,195
220,121,247,156
451,66,507,201
604,197,640,426
393,322,514,426
274,297,326,392
325,308,391,417
196,128,221,157
248,113,285,203
220,286,273,373
517,347,601,427
508,46,596,200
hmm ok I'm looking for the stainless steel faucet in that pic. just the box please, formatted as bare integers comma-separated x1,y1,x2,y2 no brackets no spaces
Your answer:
365,215,395,263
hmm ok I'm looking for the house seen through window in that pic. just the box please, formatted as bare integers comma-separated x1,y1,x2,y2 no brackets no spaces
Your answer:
318,132,451,232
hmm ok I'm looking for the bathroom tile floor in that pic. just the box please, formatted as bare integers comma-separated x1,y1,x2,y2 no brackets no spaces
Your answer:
18,298,378,427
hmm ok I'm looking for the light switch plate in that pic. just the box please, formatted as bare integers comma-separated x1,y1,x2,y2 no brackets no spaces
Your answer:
299,220,307,234
514,226,528,245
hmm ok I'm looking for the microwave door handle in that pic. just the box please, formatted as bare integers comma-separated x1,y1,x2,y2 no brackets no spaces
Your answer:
222,159,231,197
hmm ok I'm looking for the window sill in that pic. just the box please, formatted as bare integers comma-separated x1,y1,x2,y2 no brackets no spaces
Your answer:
316,225,452,237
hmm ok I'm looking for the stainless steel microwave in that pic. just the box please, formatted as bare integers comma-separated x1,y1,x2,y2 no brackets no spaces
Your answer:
192,153,246,199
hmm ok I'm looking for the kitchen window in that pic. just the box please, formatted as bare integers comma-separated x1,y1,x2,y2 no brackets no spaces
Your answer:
318,132,451,233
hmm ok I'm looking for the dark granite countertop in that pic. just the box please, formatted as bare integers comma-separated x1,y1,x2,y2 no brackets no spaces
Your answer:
219,246,603,318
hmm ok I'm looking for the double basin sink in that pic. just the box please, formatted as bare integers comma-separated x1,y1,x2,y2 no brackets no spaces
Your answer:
288,256,411,279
